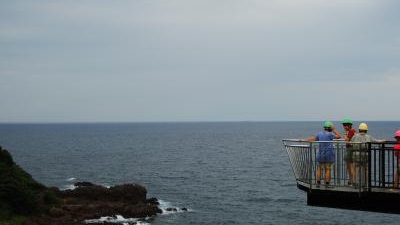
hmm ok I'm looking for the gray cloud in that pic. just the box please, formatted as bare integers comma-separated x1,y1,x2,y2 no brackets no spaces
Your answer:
1,0,399,122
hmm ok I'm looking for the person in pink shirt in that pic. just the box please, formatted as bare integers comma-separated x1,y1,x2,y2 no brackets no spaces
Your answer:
393,130,400,187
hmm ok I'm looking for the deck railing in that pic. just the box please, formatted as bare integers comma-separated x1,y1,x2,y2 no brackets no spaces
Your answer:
282,139,399,192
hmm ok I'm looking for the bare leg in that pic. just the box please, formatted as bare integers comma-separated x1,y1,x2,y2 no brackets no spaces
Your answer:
347,162,354,184
325,169,331,184
316,167,321,183
350,163,356,183
354,163,359,186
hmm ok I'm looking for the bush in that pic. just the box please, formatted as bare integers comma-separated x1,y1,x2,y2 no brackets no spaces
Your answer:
0,148,59,217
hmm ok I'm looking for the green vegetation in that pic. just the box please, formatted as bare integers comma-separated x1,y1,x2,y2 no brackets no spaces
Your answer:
0,146,60,223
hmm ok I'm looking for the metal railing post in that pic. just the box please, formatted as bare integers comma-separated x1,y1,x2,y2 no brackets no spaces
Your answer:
309,142,313,191
380,143,385,188
367,142,371,191
335,142,341,186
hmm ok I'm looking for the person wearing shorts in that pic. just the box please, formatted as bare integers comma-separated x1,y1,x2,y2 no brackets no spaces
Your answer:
350,123,385,188
342,118,356,185
303,121,341,188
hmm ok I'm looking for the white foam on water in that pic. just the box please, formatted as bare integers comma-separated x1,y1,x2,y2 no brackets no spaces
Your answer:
62,177,112,190
60,180,191,223
60,177,77,190
61,184,76,190
84,215,151,225
158,199,193,215
158,199,172,208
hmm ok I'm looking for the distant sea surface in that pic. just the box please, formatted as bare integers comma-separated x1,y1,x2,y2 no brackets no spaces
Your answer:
1,121,400,224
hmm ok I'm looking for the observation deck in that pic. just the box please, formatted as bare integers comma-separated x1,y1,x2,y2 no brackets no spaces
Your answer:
283,139,400,214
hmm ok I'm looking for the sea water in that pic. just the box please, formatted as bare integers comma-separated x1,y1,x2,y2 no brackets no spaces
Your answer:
1,121,400,225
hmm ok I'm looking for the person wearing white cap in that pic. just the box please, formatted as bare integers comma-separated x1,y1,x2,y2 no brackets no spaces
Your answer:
350,123,386,188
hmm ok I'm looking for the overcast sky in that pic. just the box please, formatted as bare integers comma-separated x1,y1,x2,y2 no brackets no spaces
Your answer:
1,0,399,123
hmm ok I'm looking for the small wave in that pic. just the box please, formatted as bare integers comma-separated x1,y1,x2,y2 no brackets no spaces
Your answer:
158,199,192,215
60,177,78,190
82,200,190,224
84,215,151,225
61,184,76,191
62,178,112,190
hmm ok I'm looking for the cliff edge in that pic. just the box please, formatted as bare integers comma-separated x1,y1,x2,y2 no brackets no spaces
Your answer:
0,146,161,225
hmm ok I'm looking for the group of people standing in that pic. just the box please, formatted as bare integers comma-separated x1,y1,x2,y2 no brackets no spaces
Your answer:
301,119,400,188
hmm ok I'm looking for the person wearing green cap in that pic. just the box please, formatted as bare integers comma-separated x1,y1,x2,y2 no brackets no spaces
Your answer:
303,121,341,188
342,118,356,186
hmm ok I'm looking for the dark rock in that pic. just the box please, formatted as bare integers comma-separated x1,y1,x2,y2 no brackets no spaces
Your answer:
48,206,65,217
146,197,160,205
109,183,147,204
21,183,162,224
0,147,162,225
74,181,95,187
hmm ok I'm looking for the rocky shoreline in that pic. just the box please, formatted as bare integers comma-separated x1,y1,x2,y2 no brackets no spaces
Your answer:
0,146,163,225
22,182,162,225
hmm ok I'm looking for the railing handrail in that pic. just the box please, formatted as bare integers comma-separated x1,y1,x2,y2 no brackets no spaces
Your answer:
283,139,396,144
283,139,400,192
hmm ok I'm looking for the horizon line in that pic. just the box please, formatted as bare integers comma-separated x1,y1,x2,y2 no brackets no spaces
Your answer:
0,120,398,124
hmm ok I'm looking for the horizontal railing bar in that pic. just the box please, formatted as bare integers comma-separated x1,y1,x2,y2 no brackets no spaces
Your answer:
283,140,400,193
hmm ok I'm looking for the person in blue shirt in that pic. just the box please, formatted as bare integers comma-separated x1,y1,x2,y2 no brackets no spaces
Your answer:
303,121,341,188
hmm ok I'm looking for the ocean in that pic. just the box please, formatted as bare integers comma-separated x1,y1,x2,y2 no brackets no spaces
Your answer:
1,121,400,224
